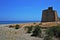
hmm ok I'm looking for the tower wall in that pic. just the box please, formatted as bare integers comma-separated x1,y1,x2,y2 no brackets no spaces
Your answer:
41,7,59,22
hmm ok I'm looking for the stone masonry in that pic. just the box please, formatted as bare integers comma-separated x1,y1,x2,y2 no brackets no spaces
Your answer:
41,7,59,22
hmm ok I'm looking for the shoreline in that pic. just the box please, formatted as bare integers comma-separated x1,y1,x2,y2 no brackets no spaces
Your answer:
0,22,40,25
0,22,40,27
0,21,40,24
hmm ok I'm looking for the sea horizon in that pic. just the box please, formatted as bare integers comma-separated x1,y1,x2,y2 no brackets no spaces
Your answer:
0,21,40,24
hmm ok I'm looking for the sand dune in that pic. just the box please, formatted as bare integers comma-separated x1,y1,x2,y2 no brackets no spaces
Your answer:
0,22,59,40
0,24,43,40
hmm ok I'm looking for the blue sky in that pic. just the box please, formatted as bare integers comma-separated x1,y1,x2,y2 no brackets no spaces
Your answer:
0,0,60,21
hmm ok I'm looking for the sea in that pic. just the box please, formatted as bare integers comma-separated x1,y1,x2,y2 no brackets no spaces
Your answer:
0,21,40,24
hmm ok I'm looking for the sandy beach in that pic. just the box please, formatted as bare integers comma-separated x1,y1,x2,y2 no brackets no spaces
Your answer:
0,22,43,40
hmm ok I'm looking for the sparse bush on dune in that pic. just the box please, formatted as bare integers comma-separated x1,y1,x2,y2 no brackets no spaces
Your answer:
31,25,42,37
15,24,20,29
44,35,52,40
24,26,29,30
39,23,42,25
27,26,33,33
44,28,53,40
44,26,60,40
51,26,60,38
41,27,47,29
33,23,36,24
9,25,14,28
46,28,54,37
48,26,60,38
24,26,33,33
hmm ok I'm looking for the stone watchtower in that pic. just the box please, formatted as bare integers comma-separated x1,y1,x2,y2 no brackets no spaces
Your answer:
41,7,59,22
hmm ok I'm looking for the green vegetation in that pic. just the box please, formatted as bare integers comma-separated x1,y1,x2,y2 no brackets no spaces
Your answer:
9,25,14,28
25,25,60,39
41,27,47,29
46,28,54,37
31,25,42,37
25,26,33,33
44,26,60,40
44,28,54,40
15,24,20,29
33,23,36,24
44,35,52,40
51,26,60,37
